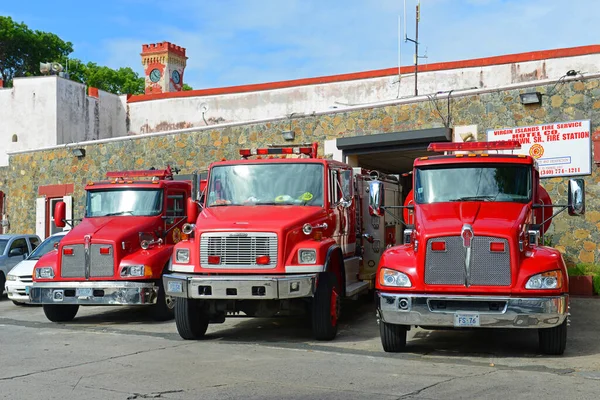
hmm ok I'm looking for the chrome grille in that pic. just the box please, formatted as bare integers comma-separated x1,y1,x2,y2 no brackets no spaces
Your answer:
425,236,511,286
61,244,85,278
90,244,114,277
200,232,278,269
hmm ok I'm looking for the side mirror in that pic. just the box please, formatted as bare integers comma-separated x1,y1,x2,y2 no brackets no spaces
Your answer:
368,180,385,216
338,196,352,208
186,197,199,224
190,173,200,202
568,178,585,216
54,201,66,228
9,247,24,257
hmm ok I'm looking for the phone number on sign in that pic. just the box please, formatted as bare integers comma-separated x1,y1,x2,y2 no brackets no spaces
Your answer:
540,167,581,176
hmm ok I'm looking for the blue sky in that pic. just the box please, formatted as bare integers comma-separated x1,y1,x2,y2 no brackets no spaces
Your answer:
3,0,597,90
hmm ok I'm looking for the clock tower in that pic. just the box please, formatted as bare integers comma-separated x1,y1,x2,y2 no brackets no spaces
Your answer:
141,41,187,94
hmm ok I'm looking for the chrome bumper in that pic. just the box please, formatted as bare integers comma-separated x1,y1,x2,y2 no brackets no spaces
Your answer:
377,292,568,329
163,273,317,300
29,281,158,305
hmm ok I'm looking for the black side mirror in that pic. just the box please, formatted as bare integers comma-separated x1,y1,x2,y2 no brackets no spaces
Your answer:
9,248,24,257
568,179,585,216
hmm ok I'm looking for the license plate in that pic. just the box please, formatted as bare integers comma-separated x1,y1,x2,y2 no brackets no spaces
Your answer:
25,286,30,295
76,288,93,297
167,281,183,293
454,313,480,327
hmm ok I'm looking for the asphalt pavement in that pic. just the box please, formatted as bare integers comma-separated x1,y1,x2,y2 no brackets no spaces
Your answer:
1,295,599,399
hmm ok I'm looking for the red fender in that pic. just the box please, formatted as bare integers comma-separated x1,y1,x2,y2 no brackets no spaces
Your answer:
535,186,553,235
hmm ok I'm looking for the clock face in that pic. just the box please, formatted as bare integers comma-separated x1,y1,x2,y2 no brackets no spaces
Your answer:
150,68,161,83
172,70,181,84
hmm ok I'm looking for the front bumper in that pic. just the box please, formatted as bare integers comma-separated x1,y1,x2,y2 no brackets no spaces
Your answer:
5,281,31,303
163,273,317,300
29,281,158,305
377,292,568,329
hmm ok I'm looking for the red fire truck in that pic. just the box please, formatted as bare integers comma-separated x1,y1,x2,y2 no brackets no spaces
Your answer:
164,143,402,340
30,167,192,322
375,140,585,355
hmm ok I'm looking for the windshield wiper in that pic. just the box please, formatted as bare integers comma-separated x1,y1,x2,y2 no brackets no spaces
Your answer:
104,211,134,216
253,202,286,206
449,196,495,202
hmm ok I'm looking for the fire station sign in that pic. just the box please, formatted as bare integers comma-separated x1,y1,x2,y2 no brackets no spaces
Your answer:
486,120,591,177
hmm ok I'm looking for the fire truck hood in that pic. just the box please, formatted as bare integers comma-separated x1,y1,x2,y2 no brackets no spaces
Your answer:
416,202,528,236
199,206,327,232
65,217,158,243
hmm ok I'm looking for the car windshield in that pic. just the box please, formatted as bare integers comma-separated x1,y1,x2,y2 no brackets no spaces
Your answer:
86,189,163,217
28,235,65,260
207,163,324,207
0,239,7,255
415,164,532,204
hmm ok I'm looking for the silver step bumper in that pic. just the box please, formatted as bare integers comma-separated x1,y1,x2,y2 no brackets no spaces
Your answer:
29,281,157,305
377,292,568,329
163,273,317,300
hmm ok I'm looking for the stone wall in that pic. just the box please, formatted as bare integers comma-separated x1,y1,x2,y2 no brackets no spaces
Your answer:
4,77,600,265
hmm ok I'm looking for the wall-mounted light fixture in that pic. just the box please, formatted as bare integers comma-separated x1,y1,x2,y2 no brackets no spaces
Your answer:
281,130,295,141
519,92,542,105
72,148,86,158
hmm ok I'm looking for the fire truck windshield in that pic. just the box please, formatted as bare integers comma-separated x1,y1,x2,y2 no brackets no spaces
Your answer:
85,189,163,217
415,164,532,204
207,163,324,207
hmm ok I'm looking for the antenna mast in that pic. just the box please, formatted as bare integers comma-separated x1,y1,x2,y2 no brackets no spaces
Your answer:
404,0,423,96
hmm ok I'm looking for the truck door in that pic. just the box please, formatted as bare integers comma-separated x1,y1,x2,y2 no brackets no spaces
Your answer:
329,168,354,257
165,190,187,244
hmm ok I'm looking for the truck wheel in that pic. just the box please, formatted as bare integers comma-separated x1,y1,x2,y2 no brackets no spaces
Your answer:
0,273,5,296
380,321,408,352
539,319,567,355
175,298,209,340
43,304,79,322
150,279,175,321
311,272,340,341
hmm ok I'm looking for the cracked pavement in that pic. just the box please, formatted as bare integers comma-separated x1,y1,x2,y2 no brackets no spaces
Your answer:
1,295,599,399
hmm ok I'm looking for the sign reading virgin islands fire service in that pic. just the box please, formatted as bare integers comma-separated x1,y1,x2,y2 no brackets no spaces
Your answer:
486,120,591,178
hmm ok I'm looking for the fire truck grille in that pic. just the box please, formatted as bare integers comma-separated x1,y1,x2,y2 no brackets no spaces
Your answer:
200,232,278,269
60,244,115,278
424,236,511,286
90,244,114,277
61,245,85,278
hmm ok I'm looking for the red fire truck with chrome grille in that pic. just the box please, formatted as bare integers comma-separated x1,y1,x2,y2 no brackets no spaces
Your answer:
375,140,585,355
164,143,402,340
30,167,194,322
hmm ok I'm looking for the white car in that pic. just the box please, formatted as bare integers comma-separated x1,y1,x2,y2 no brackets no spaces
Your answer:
5,231,68,305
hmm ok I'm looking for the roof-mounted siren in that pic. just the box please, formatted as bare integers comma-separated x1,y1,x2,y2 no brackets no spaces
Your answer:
40,62,64,76
239,142,319,159
106,165,174,181
427,140,522,154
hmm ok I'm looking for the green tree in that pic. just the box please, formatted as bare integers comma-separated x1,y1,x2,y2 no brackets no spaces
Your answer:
65,59,145,95
182,83,193,91
0,16,73,85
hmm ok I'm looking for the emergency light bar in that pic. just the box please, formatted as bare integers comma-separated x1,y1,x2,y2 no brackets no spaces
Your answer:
427,140,522,153
239,143,318,159
106,165,173,180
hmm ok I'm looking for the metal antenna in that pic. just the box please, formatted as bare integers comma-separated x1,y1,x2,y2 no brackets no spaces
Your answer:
404,0,425,96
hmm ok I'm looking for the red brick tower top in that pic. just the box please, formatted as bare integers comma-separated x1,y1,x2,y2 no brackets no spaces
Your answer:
141,41,188,95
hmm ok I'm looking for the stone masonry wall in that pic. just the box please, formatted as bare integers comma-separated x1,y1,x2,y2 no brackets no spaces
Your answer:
4,78,600,265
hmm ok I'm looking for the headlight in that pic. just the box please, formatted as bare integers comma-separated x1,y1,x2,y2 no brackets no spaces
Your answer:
120,265,146,277
7,274,17,281
176,249,190,263
35,267,54,279
298,249,317,264
526,270,563,289
379,268,412,287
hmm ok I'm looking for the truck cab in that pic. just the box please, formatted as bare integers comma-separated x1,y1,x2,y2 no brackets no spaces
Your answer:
164,143,402,340
375,140,585,355
30,167,191,322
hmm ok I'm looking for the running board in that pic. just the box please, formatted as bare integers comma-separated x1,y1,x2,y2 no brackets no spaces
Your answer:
345,281,370,297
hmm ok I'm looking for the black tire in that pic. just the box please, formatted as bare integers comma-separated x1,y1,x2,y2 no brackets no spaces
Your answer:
539,319,567,355
380,321,408,352
312,272,340,341
174,298,209,340
150,279,175,321
43,304,79,322
12,300,24,306
0,273,5,297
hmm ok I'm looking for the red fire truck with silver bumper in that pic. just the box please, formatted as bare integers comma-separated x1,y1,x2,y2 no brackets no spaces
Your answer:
30,167,192,322
375,141,585,355
164,143,402,340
